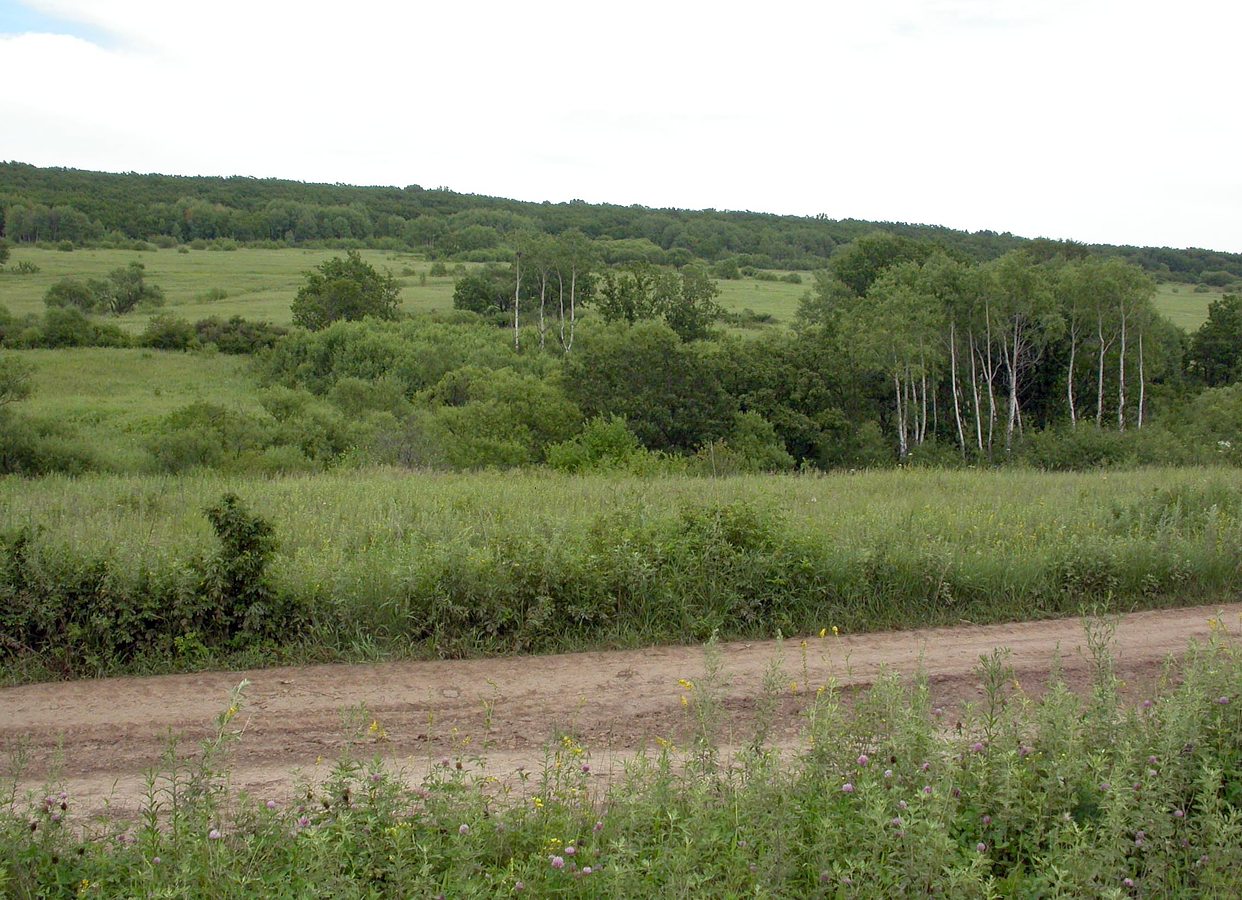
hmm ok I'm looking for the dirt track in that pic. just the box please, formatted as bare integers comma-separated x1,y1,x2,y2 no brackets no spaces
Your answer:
2,602,1238,818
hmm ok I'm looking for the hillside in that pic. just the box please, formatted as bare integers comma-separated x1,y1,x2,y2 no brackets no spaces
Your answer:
3,162,1241,284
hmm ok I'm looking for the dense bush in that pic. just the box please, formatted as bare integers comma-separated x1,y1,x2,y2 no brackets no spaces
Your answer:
0,495,300,676
194,315,287,353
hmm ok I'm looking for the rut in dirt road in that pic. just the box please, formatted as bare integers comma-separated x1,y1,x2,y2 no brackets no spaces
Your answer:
2,602,1238,818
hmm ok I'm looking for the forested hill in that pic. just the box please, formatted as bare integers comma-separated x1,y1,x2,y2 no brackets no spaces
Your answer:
2,161,1240,283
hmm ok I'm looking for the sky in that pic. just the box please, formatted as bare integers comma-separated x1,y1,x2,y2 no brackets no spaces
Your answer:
2,0,1240,252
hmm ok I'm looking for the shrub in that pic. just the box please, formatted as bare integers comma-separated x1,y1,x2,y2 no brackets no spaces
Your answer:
139,315,198,351
194,315,287,354
546,416,648,472
44,277,105,312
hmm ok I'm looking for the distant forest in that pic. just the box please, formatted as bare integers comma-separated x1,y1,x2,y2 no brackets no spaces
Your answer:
2,162,1241,283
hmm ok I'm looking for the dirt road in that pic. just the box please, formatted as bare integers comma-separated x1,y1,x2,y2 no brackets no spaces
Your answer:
2,602,1237,818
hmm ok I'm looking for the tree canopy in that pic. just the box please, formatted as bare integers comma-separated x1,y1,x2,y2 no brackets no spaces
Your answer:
290,251,401,330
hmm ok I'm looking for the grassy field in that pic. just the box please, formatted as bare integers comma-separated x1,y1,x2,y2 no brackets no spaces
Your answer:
1154,282,1222,330
0,247,457,329
1,247,1223,331
3,466,1239,681
11,348,260,469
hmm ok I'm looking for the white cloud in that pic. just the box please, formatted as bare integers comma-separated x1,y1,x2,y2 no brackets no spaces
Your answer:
2,0,1239,251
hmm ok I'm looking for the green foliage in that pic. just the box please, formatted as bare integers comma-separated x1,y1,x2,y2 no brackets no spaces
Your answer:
0,494,297,675
43,276,105,312
1188,293,1242,386
0,468,1240,677
829,230,935,297
0,354,34,406
694,411,796,474
290,251,400,330
200,493,289,640
104,261,165,314
193,315,287,354
146,403,272,473
0,237,9,266
1,630,1240,894
450,263,510,316
564,322,736,453
545,416,650,472
139,315,198,351
595,263,724,340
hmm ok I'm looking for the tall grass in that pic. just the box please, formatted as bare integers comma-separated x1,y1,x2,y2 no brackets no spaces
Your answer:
2,628,1238,896
2,468,1239,680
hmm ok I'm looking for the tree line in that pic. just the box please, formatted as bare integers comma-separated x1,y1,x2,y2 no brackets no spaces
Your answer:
3,162,1241,284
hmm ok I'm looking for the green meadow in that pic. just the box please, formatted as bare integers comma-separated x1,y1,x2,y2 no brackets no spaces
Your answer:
0,246,1223,331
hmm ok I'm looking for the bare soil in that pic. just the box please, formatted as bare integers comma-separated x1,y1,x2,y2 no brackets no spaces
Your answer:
2,602,1237,819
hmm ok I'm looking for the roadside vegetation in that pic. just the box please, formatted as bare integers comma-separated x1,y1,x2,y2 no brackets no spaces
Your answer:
2,625,1238,896
3,468,1240,681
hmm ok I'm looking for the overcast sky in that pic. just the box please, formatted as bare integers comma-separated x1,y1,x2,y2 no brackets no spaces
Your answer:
2,0,1239,252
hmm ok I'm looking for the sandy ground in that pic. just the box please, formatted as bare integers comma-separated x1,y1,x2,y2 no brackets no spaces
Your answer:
2,602,1237,819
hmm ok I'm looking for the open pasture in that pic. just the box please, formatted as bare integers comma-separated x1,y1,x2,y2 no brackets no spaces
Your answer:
1,247,1223,332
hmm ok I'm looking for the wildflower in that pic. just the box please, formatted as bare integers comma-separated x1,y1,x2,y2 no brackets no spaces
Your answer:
857,754,869,766
1100,782,1111,792
920,761,931,771
842,783,855,794
883,769,893,779
1018,745,1033,757
891,817,903,826
581,763,590,773
678,679,695,691
1123,877,1135,888
1134,830,1147,847
951,787,961,798
832,626,839,636
582,866,593,875
298,816,310,828
266,800,278,810
932,707,944,718
459,824,470,835
208,828,222,840
971,742,985,753
923,785,933,795
819,628,827,638
152,857,161,865
1147,755,1158,765
981,815,992,826
1218,696,1230,705
976,842,987,853
514,882,525,892
594,820,604,833
550,855,565,869
564,845,576,856
1142,699,1153,709
898,800,908,810
1174,809,1185,818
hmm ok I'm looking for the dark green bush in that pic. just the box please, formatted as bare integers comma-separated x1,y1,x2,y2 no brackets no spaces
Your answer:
139,315,198,351
0,495,300,676
194,315,287,353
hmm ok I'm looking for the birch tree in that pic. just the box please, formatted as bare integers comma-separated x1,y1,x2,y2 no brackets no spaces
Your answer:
979,252,1063,452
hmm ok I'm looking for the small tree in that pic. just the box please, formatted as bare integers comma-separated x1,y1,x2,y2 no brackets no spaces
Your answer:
0,238,10,267
104,261,165,314
0,355,34,407
291,251,400,330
